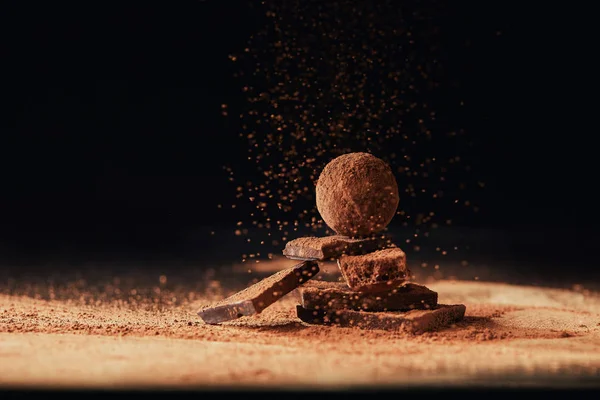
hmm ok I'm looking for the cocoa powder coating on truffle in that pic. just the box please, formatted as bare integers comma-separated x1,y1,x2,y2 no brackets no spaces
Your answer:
316,152,399,237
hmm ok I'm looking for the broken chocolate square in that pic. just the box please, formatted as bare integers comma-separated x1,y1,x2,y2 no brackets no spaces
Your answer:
197,260,319,324
282,235,389,261
299,281,437,311
337,247,409,292
296,304,466,333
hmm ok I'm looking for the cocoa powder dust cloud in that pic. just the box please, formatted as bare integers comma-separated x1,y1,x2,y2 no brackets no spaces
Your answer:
219,1,483,263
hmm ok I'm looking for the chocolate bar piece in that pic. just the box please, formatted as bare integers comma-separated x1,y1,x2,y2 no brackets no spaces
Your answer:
337,247,409,292
296,304,466,333
283,235,389,261
299,281,437,311
197,260,319,324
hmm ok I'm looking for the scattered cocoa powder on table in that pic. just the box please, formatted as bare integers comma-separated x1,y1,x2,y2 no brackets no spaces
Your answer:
1,262,600,388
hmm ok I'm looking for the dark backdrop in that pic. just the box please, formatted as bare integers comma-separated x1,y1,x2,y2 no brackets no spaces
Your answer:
0,2,596,280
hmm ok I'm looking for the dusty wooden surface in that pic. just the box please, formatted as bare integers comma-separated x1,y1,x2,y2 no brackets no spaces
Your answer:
1,261,600,389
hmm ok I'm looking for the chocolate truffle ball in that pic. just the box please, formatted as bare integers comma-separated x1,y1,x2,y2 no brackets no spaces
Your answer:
316,152,399,237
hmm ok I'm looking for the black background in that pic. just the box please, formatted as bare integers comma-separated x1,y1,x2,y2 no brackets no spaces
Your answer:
0,2,596,281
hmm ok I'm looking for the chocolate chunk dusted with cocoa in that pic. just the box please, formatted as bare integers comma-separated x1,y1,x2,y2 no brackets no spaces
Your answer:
283,235,389,261
299,281,437,311
296,304,466,333
337,247,409,292
316,152,400,237
197,261,319,324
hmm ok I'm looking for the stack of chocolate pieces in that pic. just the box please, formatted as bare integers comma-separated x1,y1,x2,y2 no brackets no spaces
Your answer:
196,234,465,333
197,153,465,333
283,235,466,334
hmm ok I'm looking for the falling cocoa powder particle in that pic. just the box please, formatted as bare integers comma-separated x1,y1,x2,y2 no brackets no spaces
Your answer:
316,152,399,237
